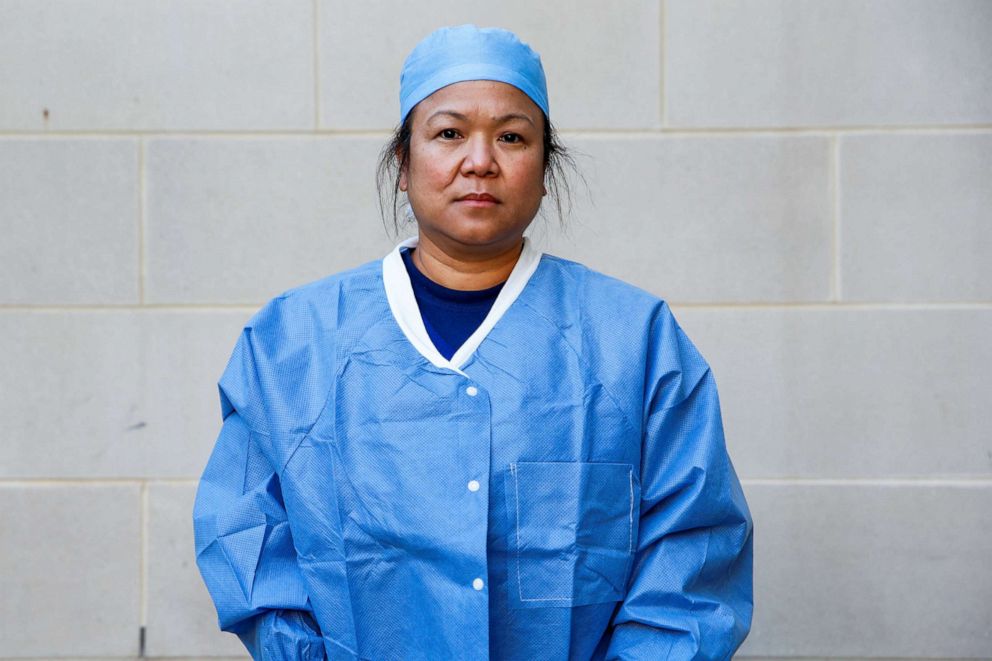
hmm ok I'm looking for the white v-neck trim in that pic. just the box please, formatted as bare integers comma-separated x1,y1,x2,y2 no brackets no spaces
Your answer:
381,235,543,374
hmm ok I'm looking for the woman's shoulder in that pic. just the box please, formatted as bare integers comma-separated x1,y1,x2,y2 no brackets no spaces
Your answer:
268,257,383,308
537,252,674,322
219,258,386,441
536,252,708,401
244,257,385,335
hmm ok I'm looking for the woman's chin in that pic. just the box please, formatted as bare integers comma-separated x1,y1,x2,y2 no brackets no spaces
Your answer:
424,217,532,250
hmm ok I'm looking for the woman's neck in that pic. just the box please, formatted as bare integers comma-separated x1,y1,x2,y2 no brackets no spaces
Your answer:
412,233,523,291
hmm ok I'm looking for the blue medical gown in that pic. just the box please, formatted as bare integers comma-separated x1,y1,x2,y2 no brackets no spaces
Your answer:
193,244,753,660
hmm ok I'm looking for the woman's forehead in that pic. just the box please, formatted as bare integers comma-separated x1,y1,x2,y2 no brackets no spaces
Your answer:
414,81,543,124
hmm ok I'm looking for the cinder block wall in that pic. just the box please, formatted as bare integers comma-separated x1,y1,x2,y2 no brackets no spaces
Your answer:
1,1,989,658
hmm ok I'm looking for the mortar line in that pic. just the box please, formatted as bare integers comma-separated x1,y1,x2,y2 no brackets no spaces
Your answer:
831,135,841,301
2,124,992,138
313,0,321,130
742,477,992,487
0,659,271,661
0,478,198,486
140,481,149,628
659,0,668,128
0,129,393,138
138,138,147,304
669,301,992,310
560,126,992,138
0,303,261,311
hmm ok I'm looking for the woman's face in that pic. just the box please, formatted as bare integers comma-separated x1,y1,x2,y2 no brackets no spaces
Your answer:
399,80,546,253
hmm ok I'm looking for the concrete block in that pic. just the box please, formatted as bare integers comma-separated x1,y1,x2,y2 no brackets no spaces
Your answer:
319,0,661,129
146,484,247,657
537,135,832,303
0,0,313,130
0,484,140,656
673,307,992,478
145,137,397,304
841,132,992,302
666,0,992,127
0,139,138,304
0,310,251,478
737,483,992,657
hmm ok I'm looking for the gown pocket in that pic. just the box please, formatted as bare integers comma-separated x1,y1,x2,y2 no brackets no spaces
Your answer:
504,461,638,609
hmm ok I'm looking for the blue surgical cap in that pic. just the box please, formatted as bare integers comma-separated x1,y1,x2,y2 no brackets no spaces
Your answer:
399,24,549,125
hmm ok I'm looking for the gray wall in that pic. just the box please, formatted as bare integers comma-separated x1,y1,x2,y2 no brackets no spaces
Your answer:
1,1,990,659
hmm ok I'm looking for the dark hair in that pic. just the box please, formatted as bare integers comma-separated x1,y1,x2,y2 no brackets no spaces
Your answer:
375,108,580,236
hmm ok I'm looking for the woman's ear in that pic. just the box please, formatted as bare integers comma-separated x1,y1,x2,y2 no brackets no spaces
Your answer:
396,147,408,192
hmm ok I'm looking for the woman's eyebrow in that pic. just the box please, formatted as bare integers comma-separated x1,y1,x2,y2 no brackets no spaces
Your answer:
426,109,535,127
496,112,536,127
426,109,468,124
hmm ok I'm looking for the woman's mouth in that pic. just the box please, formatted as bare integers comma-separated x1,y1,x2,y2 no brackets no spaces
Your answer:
457,193,500,207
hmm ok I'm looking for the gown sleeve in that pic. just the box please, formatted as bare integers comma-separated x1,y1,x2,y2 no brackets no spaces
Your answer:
604,310,754,660
193,323,327,661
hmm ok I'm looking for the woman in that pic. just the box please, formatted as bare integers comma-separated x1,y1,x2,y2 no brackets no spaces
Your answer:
194,24,753,661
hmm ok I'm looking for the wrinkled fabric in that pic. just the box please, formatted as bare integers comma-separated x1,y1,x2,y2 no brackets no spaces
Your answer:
239,610,327,660
399,24,549,124
193,236,753,660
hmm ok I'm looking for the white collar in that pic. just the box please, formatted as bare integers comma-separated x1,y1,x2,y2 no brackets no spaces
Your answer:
381,235,543,374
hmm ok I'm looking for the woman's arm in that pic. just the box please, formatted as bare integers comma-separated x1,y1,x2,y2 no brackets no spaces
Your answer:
193,407,325,660
604,324,754,660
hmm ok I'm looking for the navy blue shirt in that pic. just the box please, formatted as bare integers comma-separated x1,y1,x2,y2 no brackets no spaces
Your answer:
401,247,505,360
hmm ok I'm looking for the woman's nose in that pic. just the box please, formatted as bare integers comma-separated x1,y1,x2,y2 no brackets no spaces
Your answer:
460,135,498,177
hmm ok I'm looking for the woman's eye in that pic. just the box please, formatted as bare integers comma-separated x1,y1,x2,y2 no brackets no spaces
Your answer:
500,133,522,144
439,129,459,139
